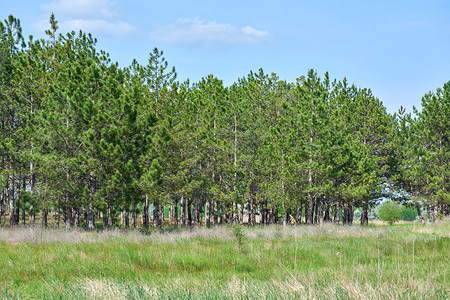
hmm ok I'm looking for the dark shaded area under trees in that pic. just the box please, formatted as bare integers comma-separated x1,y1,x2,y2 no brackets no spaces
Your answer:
0,14,448,229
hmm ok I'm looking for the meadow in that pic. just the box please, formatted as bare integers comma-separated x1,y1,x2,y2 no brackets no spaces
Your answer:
0,221,448,299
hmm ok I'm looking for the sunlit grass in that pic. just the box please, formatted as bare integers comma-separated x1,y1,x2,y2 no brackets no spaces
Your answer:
0,220,448,299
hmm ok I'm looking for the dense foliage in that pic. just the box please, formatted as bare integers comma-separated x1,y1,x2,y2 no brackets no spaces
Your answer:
0,14,448,229
378,201,403,224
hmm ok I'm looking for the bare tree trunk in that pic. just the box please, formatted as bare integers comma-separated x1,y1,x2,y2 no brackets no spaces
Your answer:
348,201,354,225
160,203,164,223
0,189,4,226
361,199,369,226
29,172,35,226
108,204,113,227
173,197,178,226
8,177,15,226
324,200,330,222
343,202,348,225
248,192,255,226
65,206,72,229
74,208,80,227
140,203,144,225
180,195,186,226
191,199,197,228
239,203,244,225
415,204,424,223
333,201,339,224
131,202,137,228
21,201,26,225
432,205,438,222
295,202,302,225
153,199,160,227
282,202,287,226
212,199,218,226
143,195,149,229
187,198,192,226
318,199,324,225
169,202,173,224
221,202,226,225
88,172,95,230
306,196,313,225
313,199,318,224
260,201,265,226
205,199,211,227
270,206,277,224
41,208,48,227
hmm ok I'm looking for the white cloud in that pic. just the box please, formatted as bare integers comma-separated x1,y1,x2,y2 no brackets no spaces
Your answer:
64,19,133,35
150,18,272,46
35,0,134,36
42,0,118,18
33,18,134,36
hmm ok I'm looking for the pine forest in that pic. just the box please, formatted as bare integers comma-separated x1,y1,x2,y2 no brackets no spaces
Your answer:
0,14,449,230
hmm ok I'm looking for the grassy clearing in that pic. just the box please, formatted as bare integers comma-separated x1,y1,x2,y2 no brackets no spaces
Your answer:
0,221,448,299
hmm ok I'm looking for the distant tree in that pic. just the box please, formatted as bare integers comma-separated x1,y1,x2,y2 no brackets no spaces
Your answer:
401,206,418,221
378,201,402,225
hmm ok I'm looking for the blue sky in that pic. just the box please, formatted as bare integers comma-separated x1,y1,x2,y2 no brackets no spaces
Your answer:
2,0,449,114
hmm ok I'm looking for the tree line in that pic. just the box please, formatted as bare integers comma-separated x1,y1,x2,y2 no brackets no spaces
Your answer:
0,15,448,229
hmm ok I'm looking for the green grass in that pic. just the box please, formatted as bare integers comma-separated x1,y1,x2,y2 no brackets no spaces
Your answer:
0,221,448,299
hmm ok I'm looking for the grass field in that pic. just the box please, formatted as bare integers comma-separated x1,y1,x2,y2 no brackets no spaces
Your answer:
0,221,448,299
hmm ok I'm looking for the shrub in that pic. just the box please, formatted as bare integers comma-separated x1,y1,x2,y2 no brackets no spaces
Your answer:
401,206,418,221
231,224,245,252
378,201,402,225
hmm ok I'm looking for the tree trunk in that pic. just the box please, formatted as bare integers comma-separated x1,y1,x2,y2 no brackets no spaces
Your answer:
187,198,192,226
197,200,202,225
239,203,244,225
348,201,354,225
108,204,113,227
191,199,197,228
65,206,72,229
205,199,211,227
88,173,95,230
212,199,218,226
41,208,48,227
0,189,5,226
74,208,80,227
8,178,15,226
282,202,287,226
415,204,424,223
248,192,255,226
131,202,137,228
333,201,339,224
324,200,330,222
169,202,173,224
29,172,35,225
260,201,265,226
143,195,149,229
361,199,369,226
160,203,164,223
180,195,186,226
295,202,302,225
343,202,348,225
306,196,313,225
432,205,438,222
173,197,178,226
221,202,226,225
313,199,318,224
318,199,324,225
153,199,160,227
